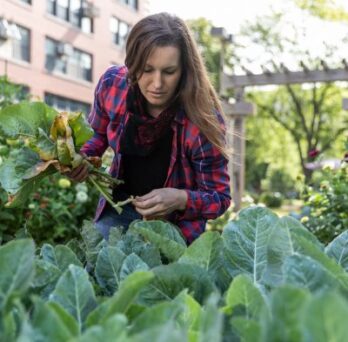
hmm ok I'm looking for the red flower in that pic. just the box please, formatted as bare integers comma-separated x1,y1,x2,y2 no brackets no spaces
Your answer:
308,149,320,158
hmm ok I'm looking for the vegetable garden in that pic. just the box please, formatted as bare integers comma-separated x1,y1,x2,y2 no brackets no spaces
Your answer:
0,101,348,341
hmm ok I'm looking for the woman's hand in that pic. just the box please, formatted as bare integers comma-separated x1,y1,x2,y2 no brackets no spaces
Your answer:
64,161,90,182
133,188,188,219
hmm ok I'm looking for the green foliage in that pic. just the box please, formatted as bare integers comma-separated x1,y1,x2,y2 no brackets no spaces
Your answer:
0,76,28,109
3,208,348,339
302,162,348,244
259,192,283,208
295,0,348,21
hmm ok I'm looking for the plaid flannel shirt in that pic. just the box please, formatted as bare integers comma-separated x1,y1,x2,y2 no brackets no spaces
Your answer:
81,65,231,243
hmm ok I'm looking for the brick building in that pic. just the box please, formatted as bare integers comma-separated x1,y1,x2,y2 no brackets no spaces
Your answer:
0,0,148,113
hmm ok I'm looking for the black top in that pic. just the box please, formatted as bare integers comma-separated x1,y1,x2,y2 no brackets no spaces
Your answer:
113,128,174,201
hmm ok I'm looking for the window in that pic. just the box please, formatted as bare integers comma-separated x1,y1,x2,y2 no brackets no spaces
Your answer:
45,93,90,115
20,0,32,4
110,17,130,47
0,20,30,62
46,0,94,34
118,0,138,10
45,37,92,82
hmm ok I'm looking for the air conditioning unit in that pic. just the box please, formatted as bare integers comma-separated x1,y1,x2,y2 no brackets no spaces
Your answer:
80,3,100,18
56,43,74,57
0,19,10,40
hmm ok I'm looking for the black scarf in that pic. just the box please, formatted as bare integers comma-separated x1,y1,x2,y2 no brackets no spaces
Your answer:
119,85,177,156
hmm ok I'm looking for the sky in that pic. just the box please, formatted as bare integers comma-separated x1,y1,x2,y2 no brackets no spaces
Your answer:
148,0,348,74
148,0,275,33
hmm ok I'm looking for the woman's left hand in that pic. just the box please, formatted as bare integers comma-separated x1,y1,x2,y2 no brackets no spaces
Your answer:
133,188,187,220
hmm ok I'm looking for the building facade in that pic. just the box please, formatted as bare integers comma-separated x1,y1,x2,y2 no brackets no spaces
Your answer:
0,0,148,113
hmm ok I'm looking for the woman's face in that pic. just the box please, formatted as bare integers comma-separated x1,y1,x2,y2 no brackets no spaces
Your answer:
137,45,182,117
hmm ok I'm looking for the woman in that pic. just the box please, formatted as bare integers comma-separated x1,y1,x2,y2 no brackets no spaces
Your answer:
69,12,231,244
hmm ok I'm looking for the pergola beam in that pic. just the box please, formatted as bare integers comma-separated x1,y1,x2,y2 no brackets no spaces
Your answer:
221,67,348,90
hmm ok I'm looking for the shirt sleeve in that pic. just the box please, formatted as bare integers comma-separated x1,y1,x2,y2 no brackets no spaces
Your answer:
178,131,231,221
80,71,110,157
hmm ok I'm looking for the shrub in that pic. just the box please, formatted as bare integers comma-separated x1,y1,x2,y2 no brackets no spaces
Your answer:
259,191,283,208
302,161,348,244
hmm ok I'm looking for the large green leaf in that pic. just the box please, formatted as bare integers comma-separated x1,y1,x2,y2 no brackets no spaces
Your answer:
0,101,58,138
95,246,126,295
41,244,82,272
129,301,183,335
260,215,322,287
0,239,35,311
49,265,97,331
223,274,266,318
73,314,129,342
86,271,154,327
0,148,56,207
222,206,279,285
178,231,231,291
131,320,187,342
0,148,41,194
130,220,187,262
114,230,162,268
119,253,149,281
283,254,340,292
301,291,348,342
195,294,223,342
81,220,104,267
139,263,216,306
31,260,61,299
325,230,348,271
28,128,57,161
31,298,78,342
68,111,94,150
260,286,310,342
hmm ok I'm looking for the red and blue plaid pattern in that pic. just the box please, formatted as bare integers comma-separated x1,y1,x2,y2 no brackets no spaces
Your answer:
81,65,231,243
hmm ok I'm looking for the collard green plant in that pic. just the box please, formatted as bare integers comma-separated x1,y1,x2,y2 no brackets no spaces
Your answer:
0,101,129,213
3,207,348,340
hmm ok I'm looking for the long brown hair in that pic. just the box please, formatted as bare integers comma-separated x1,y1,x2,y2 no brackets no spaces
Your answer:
125,12,227,157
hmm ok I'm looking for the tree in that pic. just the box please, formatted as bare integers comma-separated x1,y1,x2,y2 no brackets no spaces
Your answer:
0,76,28,109
233,7,348,183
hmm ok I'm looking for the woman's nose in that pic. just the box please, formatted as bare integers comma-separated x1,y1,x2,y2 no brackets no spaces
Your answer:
153,72,163,88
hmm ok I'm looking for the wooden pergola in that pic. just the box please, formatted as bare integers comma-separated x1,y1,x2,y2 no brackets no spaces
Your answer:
223,60,348,211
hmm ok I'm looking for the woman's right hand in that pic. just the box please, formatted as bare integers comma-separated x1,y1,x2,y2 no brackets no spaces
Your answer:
64,161,90,182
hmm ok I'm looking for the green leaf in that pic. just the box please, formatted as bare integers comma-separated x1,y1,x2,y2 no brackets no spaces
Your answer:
283,254,340,292
302,291,348,342
115,230,162,268
172,290,202,332
222,206,279,285
223,274,266,318
231,318,261,342
130,301,183,335
31,298,78,342
260,286,310,342
68,111,94,150
0,148,41,194
95,246,126,295
130,220,187,262
120,253,149,281
41,244,83,272
0,239,35,311
196,294,223,342
0,101,57,138
130,320,187,342
73,314,129,342
81,220,104,266
49,265,97,331
178,231,231,291
28,128,57,161
139,263,216,305
86,271,154,327
31,260,61,291
325,230,348,271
